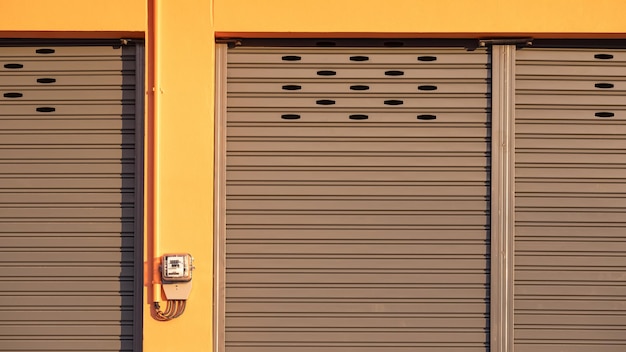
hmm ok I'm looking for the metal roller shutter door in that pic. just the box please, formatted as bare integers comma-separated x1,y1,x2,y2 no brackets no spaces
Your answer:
0,43,141,352
222,46,491,352
515,48,626,351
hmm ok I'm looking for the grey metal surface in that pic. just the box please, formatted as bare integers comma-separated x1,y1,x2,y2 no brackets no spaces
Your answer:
515,47,626,351
0,44,137,352
222,46,491,352
490,45,516,352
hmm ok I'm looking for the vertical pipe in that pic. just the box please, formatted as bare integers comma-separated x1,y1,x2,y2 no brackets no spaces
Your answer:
490,44,516,352
149,0,162,305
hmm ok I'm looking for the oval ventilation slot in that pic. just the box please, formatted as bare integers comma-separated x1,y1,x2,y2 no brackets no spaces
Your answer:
282,85,302,91
595,83,614,89
418,85,438,91
418,56,437,62
384,41,404,47
349,114,369,120
595,112,615,118
316,99,336,105
3,92,23,98
36,107,56,113
37,78,57,84
385,70,404,76
282,55,301,61
350,56,369,62
316,41,336,47
317,70,336,76
417,114,437,120
350,85,370,91
36,48,56,54
384,100,403,106
594,53,614,60
281,114,301,120
4,63,23,69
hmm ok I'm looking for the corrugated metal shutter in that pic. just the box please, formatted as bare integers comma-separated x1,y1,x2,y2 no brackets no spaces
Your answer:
223,46,490,352
515,48,626,351
0,44,140,352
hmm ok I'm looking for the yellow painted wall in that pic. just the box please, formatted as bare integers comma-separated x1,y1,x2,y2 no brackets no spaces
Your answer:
1,0,626,352
0,0,145,36
143,0,215,350
215,0,626,36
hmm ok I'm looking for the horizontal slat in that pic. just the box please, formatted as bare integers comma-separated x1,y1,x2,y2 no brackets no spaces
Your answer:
228,272,487,285
516,168,626,179
0,133,135,145
0,118,133,130
516,270,626,282
228,258,487,270
0,309,133,322
227,242,487,255
228,227,488,240
228,96,487,109
0,104,134,115
516,48,626,62
0,163,134,174
516,211,626,223
229,68,487,80
0,74,134,87
0,192,133,204
0,178,133,189
0,324,132,337
227,316,487,328
0,89,134,101
228,81,488,94
0,236,133,248
225,331,486,343
516,255,626,267
516,182,626,194
0,251,133,262
517,79,626,91
0,280,133,292
228,301,488,314
228,125,488,138
0,339,132,352
515,299,626,311
229,48,488,65
228,199,487,211
0,59,134,72
0,46,134,57
224,347,487,352
0,295,131,307
227,171,487,182
228,287,487,299
517,153,626,165
517,65,626,77
516,196,626,208
227,214,488,226
517,240,626,252
228,140,488,152
516,226,626,237
517,93,626,105
516,328,626,341
228,155,487,167
228,184,488,196
516,313,626,325
0,265,134,277
515,344,626,352
227,112,489,123
516,123,626,135
0,207,132,218
516,108,626,120
0,222,133,233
